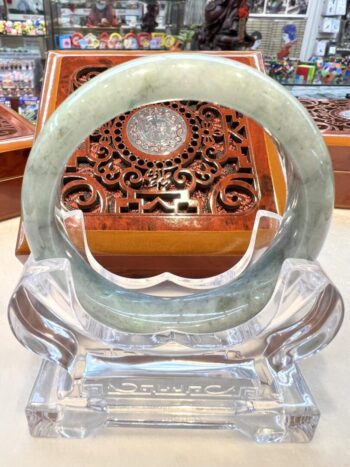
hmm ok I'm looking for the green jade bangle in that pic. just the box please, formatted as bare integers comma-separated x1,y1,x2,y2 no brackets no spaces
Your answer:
22,54,334,334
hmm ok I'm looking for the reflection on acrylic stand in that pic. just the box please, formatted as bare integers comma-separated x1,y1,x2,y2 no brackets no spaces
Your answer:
8,208,344,442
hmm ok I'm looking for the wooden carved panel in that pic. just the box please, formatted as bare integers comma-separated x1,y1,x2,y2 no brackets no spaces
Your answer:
300,99,350,134
0,104,34,152
300,98,350,210
0,104,34,143
0,115,18,139
0,105,34,221
62,65,261,217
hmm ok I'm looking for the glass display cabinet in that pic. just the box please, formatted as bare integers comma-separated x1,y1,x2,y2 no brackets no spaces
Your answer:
0,0,47,57
43,0,312,55
0,0,47,108
44,0,186,50
22,0,350,87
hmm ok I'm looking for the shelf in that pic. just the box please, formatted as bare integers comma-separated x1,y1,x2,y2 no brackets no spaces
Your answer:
250,13,308,19
285,83,350,87
0,34,47,38
55,47,170,51
51,0,184,3
55,26,121,31
55,26,166,32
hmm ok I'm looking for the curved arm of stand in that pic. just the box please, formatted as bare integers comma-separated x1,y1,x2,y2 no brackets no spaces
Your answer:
8,254,344,356
8,279,79,372
264,283,344,371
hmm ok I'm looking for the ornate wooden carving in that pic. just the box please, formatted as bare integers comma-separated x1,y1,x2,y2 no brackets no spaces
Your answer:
63,71,259,217
0,105,34,149
191,0,254,51
300,98,350,210
0,115,18,139
141,2,159,33
300,99,350,134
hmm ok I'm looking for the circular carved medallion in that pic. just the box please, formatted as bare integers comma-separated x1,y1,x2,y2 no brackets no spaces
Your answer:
126,106,187,156
339,110,350,121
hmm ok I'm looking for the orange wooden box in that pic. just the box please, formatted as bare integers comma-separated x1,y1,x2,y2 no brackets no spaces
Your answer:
300,99,350,209
16,51,286,278
0,105,34,221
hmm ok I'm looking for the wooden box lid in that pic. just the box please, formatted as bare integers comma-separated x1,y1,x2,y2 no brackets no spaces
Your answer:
300,99,350,209
300,99,350,140
16,51,286,278
0,104,34,156
0,105,34,221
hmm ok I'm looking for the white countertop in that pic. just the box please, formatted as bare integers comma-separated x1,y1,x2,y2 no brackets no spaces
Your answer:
0,212,349,467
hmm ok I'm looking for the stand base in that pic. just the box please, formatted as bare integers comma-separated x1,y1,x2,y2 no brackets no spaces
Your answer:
26,355,320,443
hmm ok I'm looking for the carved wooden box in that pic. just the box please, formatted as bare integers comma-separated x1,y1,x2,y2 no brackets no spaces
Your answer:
0,105,34,221
16,51,286,278
300,99,350,209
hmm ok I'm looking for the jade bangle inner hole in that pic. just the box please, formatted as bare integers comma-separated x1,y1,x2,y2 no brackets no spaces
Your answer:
59,99,283,283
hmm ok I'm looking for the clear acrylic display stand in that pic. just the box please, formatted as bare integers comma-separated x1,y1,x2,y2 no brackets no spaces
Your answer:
8,210,344,442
